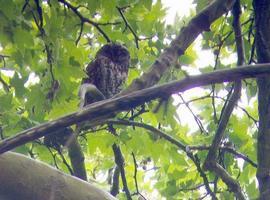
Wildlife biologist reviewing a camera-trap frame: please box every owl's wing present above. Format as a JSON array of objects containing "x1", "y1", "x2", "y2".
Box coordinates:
[
  {"x1": 78, "y1": 83, "x2": 105, "y2": 108},
  {"x1": 85, "y1": 58, "x2": 97, "y2": 78}
]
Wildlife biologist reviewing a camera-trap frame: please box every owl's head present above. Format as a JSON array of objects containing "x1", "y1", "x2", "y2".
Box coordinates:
[{"x1": 96, "y1": 43, "x2": 130, "y2": 65}]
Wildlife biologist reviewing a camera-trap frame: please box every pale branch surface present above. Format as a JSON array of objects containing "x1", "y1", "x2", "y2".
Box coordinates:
[
  {"x1": 0, "y1": 64, "x2": 270, "y2": 153},
  {"x1": 0, "y1": 152, "x2": 116, "y2": 200}
]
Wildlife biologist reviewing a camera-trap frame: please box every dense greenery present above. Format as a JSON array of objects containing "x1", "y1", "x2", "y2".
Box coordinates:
[{"x1": 0, "y1": 0, "x2": 263, "y2": 199}]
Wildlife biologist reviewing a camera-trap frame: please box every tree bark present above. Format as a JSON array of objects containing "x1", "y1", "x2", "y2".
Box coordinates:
[
  {"x1": 0, "y1": 152, "x2": 116, "y2": 200},
  {"x1": 254, "y1": 0, "x2": 270, "y2": 199}
]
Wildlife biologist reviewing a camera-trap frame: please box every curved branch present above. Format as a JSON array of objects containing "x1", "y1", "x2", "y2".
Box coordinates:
[{"x1": 0, "y1": 152, "x2": 116, "y2": 200}]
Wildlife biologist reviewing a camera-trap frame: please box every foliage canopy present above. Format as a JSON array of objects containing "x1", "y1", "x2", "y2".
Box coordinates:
[{"x1": 0, "y1": 0, "x2": 262, "y2": 199}]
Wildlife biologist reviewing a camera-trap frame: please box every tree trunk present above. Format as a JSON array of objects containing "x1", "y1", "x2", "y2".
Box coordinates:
[{"x1": 254, "y1": 0, "x2": 270, "y2": 199}]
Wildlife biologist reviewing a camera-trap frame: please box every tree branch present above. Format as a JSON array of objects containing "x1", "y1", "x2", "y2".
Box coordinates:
[
  {"x1": 120, "y1": 0, "x2": 236, "y2": 95},
  {"x1": 112, "y1": 144, "x2": 132, "y2": 200},
  {"x1": 108, "y1": 119, "x2": 216, "y2": 199},
  {"x1": 0, "y1": 64, "x2": 270, "y2": 153},
  {"x1": 58, "y1": 0, "x2": 111, "y2": 43},
  {"x1": 131, "y1": 152, "x2": 146, "y2": 199},
  {"x1": 203, "y1": 1, "x2": 246, "y2": 199},
  {"x1": 190, "y1": 145, "x2": 257, "y2": 168},
  {"x1": 110, "y1": 166, "x2": 120, "y2": 196},
  {"x1": 116, "y1": 6, "x2": 151, "y2": 48},
  {"x1": 0, "y1": 152, "x2": 116, "y2": 200}
]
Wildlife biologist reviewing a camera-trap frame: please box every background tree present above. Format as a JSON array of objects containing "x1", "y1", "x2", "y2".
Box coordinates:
[{"x1": 0, "y1": 0, "x2": 269, "y2": 199}]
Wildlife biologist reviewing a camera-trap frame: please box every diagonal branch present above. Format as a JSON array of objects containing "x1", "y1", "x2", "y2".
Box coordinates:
[
  {"x1": 203, "y1": 1, "x2": 246, "y2": 199},
  {"x1": 120, "y1": 0, "x2": 236, "y2": 95},
  {"x1": 116, "y1": 6, "x2": 151, "y2": 48},
  {"x1": 0, "y1": 64, "x2": 270, "y2": 153},
  {"x1": 178, "y1": 94, "x2": 207, "y2": 133}
]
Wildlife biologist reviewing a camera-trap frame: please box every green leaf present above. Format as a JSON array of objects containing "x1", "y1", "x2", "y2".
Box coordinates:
[
  {"x1": 0, "y1": 93, "x2": 13, "y2": 112},
  {"x1": 13, "y1": 28, "x2": 34, "y2": 50},
  {"x1": 195, "y1": 0, "x2": 209, "y2": 13},
  {"x1": 10, "y1": 72, "x2": 27, "y2": 98},
  {"x1": 179, "y1": 54, "x2": 194, "y2": 65},
  {"x1": 142, "y1": 0, "x2": 152, "y2": 10}
]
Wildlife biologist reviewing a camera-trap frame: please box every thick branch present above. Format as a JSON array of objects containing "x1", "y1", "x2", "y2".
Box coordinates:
[
  {"x1": 0, "y1": 64, "x2": 270, "y2": 153},
  {"x1": 204, "y1": 0, "x2": 244, "y2": 165},
  {"x1": 254, "y1": 0, "x2": 270, "y2": 198},
  {"x1": 120, "y1": 0, "x2": 236, "y2": 95},
  {"x1": 0, "y1": 152, "x2": 116, "y2": 200}
]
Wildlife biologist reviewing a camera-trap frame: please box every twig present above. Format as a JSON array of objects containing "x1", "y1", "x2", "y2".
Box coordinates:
[
  {"x1": 129, "y1": 106, "x2": 148, "y2": 120},
  {"x1": 47, "y1": 147, "x2": 60, "y2": 169},
  {"x1": 179, "y1": 182, "x2": 213, "y2": 192},
  {"x1": 131, "y1": 152, "x2": 147, "y2": 200},
  {"x1": 34, "y1": 0, "x2": 44, "y2": 28},
  {"x1": 57, "y1": 148, "x2": 74, "y2": 175},
  {"x1": 0, "y1": 127, "x2": 4, "y2": 140},
  {"x1": 190, "y1": 145, "x2": 257, "y2": 168},
  {"x1": 177, "y1": 94, "x2": 258, "y2": 127},
  {"x1": 116, "y1": 6, "x2": 152, "y2": 48},
  {"x1": 22, "y1": 2, "x2": 57, "y2": 98},
  {"x1": 190, "y1": 153, "x2": 217, "y2": 199},
  {"x1": 178, "y1": 94, "x2": 207, "y2": 133},
  {"x1": 75, "y1": 21, "x2": 84, "y2": 45},
  {"x1": 248, "y1": 35, "x2": 256, "y2": 64},
  {"x1": 58, "y1": 0, "x2": 111, "y2": 43},
  {"x1": 116, "y1": 6, "x2": 139, "y2": 48},
  {"x1": 98, "y1": 21, "x2": 122, "y2": 26},
  {"x1": 21, "y1": 0, "x2": 30, "y2": 13},
  {"x1": 44, "y1": 143, "x2": 74, "y2": 175}
]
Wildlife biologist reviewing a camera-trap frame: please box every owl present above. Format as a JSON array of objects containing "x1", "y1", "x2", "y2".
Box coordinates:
[
  {"x1": 45, "y1": 44, "x2": 130, "y2": 149},
  {"x1": 82, "y1": 43, "x2": 130, "y2": 102}
]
